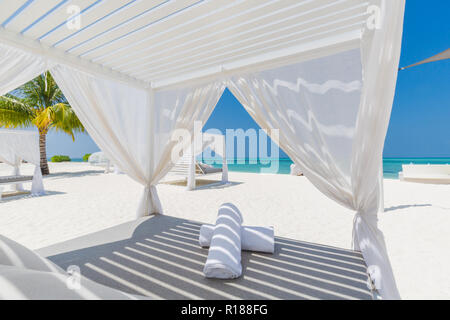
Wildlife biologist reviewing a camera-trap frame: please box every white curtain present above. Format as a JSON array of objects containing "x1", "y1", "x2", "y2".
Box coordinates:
[
  {"x1": 228, "y1": 48, "x2": 364, "y2": 210},
  {"x1": 0, "y1": 43, "x2": 48, "y2": 96},
  {"x1": 51, "y1": 65, "x2": 224, "y2": 217},
  {"x1": 350, "y1": 0, "x2": 405, "y2": 299},
  {"x1": 227, "y1": 0, "x2": 405, "y2": 299},
  {"x1": 0, "y1": 130, "x2": 45, "y2": 195},
  {"x1": 0, "y1": 44, "x2": 48, "y2": 195}
]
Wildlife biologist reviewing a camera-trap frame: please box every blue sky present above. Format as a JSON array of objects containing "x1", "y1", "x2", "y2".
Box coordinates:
[
  {"x1": 46, "y1": 0, "x2": 449, "y2": 159},
  {"x1": 383, "y1": 0, "x2": 449, "y2": 157}
]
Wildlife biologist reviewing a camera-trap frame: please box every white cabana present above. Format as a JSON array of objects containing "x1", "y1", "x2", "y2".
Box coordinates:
[
  {"x1": 0, "y1": 130, "x2": 45, "y2": 195},
  {"x1": 88, "y1": 151, "x2": 115, "y2": 173},
  {"x1": 166, "y1": 132, "x2": 228, "y2": 190},
  {"x1": 0, "y1": 0, "x2": 405, "y2": 299},
  {"x1": 189, "y1": 132, "x2": 228, "y2": 189}
]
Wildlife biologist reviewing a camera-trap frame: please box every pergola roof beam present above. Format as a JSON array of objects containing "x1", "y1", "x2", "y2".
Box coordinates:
[
  {"x1": 137, "y1": 18, "x2": 364, "y2": 81},
  {"x1": 152, "y1": 30, "x2": 360, "y2": 90},
  {"x1": 74, "y1": 0, "x2": 208, "y2": 57},
  {"x1": 51, "y1": 0, "x2": 141, "y2": 47},
  {"x1": 39, "y1": 0, "x2": 104, "y2": 41},
  {"x1": 91, "y1": 0, "x2": 274, "y2": 66},
  {"x1": 1, "y1": 0, "x2": 35, "y2": 28},
  {"x1": 0, "y1": 27, "x2": 148, "y2": 89},
  {"x1": 57, "y1": 1, "x2": 172, "y2": 52},
  {"x1": 19, "y1": 0, "x2": 75, "y2": 37},
  {"x1": 100, "y1": 0, "x2": 365, "y2": 70},
  {"x1": 0, "y1": 0, "x2": 371, "y2": 87},
  {"x1": 19, "y1": 0, "x2": 71, "y2": 35},
  {"x1": 116, "y1": 2, "x2": 367, "y2": 76}
]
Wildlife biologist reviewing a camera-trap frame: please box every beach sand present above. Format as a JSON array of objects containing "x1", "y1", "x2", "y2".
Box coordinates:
[{"x1": 0, "y1": 162, "x2": 449, "y2": 299}]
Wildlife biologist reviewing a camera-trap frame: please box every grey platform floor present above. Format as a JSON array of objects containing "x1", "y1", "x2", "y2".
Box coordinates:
[{"x1": 37, "y1": 215, "x2": 373, "y2": 300}]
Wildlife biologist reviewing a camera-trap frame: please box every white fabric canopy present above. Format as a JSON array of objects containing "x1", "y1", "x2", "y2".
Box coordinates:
[
  {"x1": 0, "y1": 0, "x2": 405, "y2": 299},
  {"x1": 0, "y1": 43, "x2": 49, "y2": 96},
  {"x1": 228, "y1": 49, "x2": 363, "y2": 208},
  {"x1": 51, "y1": 64, "x2": 224, "y2": 216},
  {"x1": 0, "y1": 40, "x2": 47, "y2": 195},
  {"x1": 227, "y1": 1, "x2": 404, "y2": 299},
  {"x1": 0, "y1": 130, "x2": 45, "y2": 195}
]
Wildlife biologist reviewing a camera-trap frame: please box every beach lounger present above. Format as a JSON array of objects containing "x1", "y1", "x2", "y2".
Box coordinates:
[
  {"x1": 0, "y1": 175, "x2": 33, "y2": 200},
  {"x1": 196, "y1": 162, "x2": 223, "y2": 175},
  {"x1": 399, "y1": 164, "x2": 450, "y2": 184},
  {"x1": 170, "y1": 159, "x2": 222, "y2": 177}
]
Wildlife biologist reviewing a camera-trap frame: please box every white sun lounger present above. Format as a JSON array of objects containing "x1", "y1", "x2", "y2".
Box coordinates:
[
  {"x1": 0, "y1": 175, "x2": 33, "y2": 200},
  {"x1": 399, "y1": 164, "x2": 450, "y2": 184}
]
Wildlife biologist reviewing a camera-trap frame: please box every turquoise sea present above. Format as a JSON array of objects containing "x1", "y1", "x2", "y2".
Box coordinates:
[
  {"x1": 63, "y1": 157, "x2": 450, "y2": 179},
  {"x1": 382, "y1": 158, "x2": 450, "y2": 179},
  {"x1": 206, "y1": 158, "x2": 450, "y2": 179}
]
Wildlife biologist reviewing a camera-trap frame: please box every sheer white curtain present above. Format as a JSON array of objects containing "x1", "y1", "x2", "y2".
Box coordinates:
[
  {"x1": 0, "y1": 44, "x2": 48, "y2": 195},
  {"x1": 350, "y1": 0, "x2": 405, "y2": 300},
  {"x1": 145, "y1": 82, "x2": 226, "y2": 196},
  {"x1": 0, "y1": 43, "x2": 48, "y2": 96},
  {"x1": 51, "y1": 64, "x2": 224, "y2": 217},
  {"x1": 137, "y1": 82, "x2": 225, "y2": 215},
  {"x1": 227, "y1": 0, "x2": 404, "y2": 300},
  {"x1": 0, "y1": 130, "x2": 45, "y2": 195},
  {"x1": 228, "y1": 48, "x2": 363, "y2": 210}
]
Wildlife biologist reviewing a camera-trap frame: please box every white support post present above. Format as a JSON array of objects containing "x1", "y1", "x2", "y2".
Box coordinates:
[
  {"x1": 105, "y1": 160, "x2": 111, "y2": 173},
  {"x1": 11, "y1": 164, "x2": 24, "y2": 191},
  {"x1": 113, "y1": 164, "x2": 122, "y2": 174},
  {"x1": 221, "y1": 136, "x2": 228, "y2": 183},
  {"x1": 187, "y1": 144, "x2": 196, "y2": 191}
]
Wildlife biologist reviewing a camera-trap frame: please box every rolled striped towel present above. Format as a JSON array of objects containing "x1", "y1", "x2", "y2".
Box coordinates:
[
  {"x1": 199, "y1": 225, "x2": 274, "y2": 254},
  {"x1": 203, "y1": 203, "x2": 243, "y2": 279}
]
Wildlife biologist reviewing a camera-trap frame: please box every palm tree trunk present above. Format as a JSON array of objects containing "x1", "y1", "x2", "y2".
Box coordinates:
[{"x1": 39, "y1": 131, "x2": 50, "y2": 175}]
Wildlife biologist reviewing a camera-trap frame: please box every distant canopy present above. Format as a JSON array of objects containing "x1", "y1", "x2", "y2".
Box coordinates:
[{"x1": 399, "y1": 48, "x2": 450, "y2": 70}]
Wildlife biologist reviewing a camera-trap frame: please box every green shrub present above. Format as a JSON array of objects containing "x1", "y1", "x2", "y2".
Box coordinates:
[
  {"x1": 83, "y1": 153, "x2": 92, "y2": 162},
  {"x1": 51, "y1": 155, "x2": 71, "y2": 162}
]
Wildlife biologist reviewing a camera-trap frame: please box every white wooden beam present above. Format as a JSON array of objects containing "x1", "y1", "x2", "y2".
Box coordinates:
[
  {"x1": 0, "y1": 27, "x2": 149, "y2": 90},
  {"x1": 152, "y1": 30, "x2": 361, "y2": 90},
  {"x1": 113, "y1": 0, "x2": 367, "y2": 74}
]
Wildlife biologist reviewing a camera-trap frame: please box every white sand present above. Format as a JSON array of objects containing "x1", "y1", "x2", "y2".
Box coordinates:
[{"x1": 0, "y1": 162, "x2": 449, "y2": 299}]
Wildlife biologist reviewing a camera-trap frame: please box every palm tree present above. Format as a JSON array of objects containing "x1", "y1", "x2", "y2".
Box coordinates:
[{"x1": 0, "y1": 72, "x2": 84, "y2": 175}]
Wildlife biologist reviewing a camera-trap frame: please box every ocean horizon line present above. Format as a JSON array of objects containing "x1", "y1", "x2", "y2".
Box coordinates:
[
  {"x1": 49, "y1": 156, "x2": 450, "y2": 180},
  {"x1": 54, "y1": 156, "x2": 450, "y2": 161}
]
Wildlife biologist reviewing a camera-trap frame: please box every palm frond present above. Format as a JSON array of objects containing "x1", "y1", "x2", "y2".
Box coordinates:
[
  {"x1": 4, "y1": 72, "x2": 84, "y2": 141},
  {"x1": 15, "y1": 72, "x2": 62, "y2": 109},
  {"x1": 32, "y1": 106, "x2": 53, "y2": 132},
  {"x1": 45, "y1": 103, "x2": 85, "y2": 141},
  {"x1": 0, "y1": 95, "x2": 35, "y2": 128}
]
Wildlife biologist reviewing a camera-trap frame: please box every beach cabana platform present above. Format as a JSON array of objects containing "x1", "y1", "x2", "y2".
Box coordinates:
[
  {"x1": 37, "y1": 215, "x2": 373, "y2": 300},
  {"x1": 0, "y1": 130, "x2": 45, "y2": 199},
  {"x1": 0, "y1": 0, "x2": 406, "y2": 299}
]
